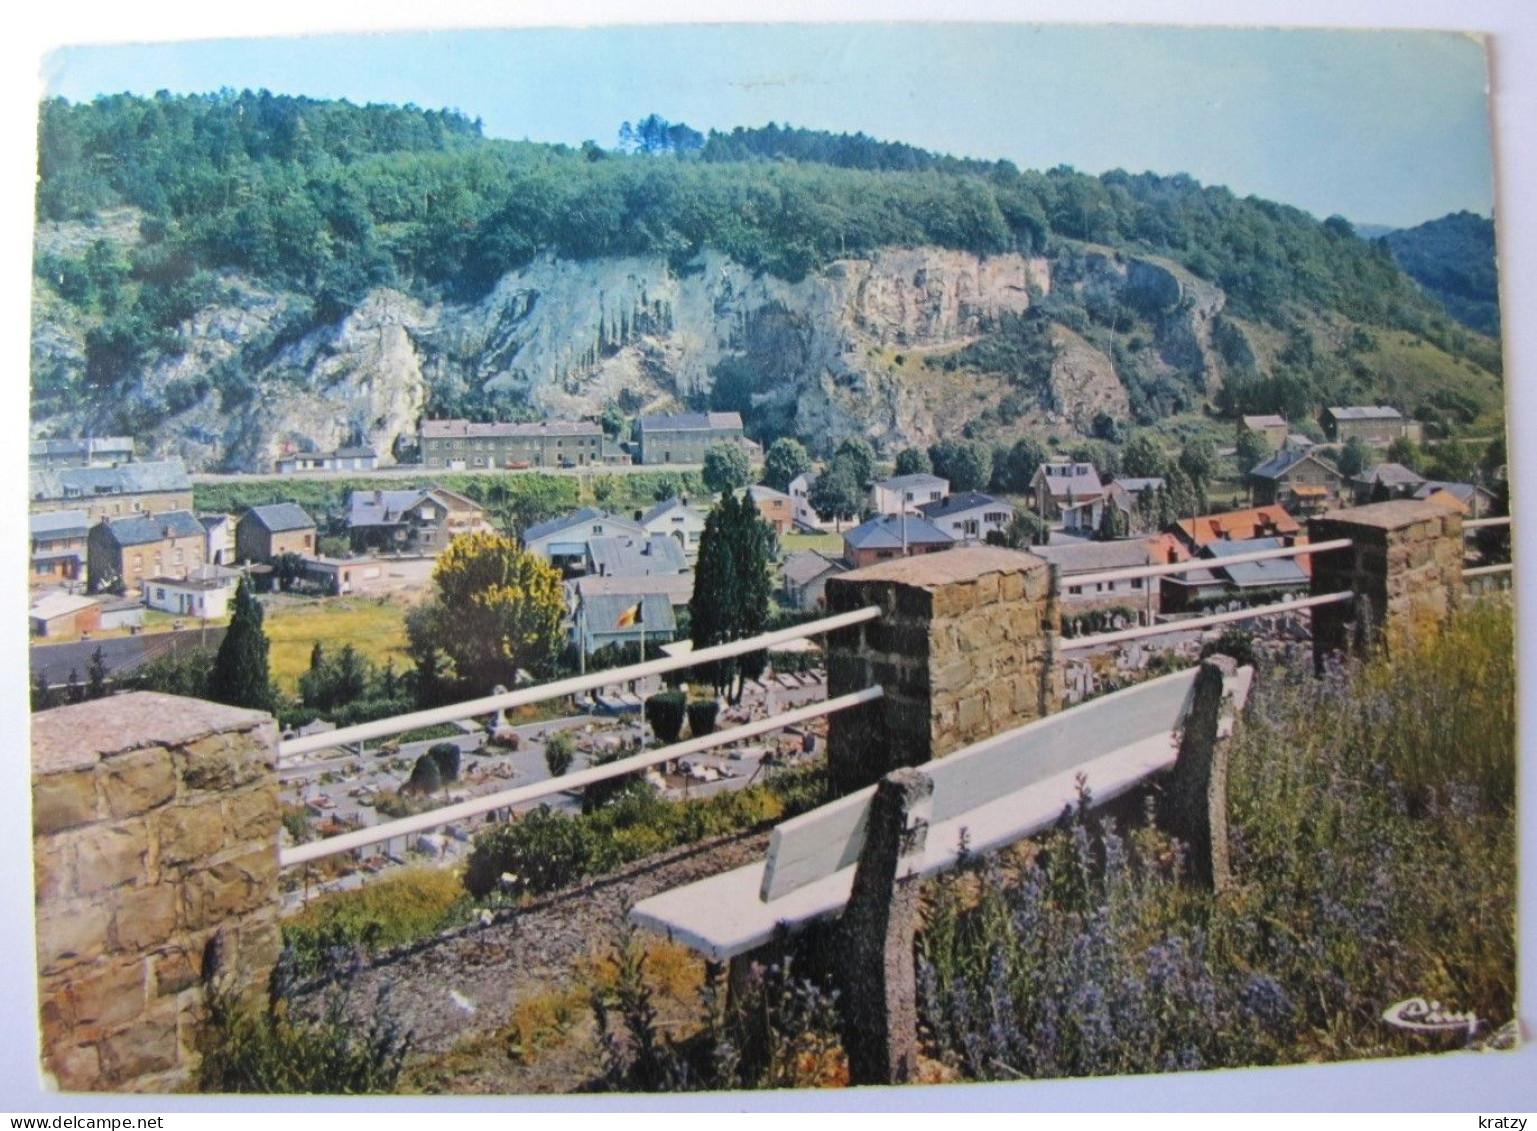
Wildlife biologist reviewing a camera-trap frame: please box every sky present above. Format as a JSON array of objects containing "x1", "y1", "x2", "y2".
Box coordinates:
[{"x1": 41, "y1": 22, "x2": 1496, "y2": 230}]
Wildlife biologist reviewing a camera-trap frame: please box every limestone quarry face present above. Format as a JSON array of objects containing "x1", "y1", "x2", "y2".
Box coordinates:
[{"x1": 31, "y1": 236, "x2": 1222, "y2": 470}]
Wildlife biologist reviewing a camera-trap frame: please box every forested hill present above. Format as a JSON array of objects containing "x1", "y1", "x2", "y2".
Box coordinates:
[
  {"x1": 31, "y1": 94, "x2": 1504, "y2": 470},
  {"x1": 1381, "y1": 211, "x2": 1501, "y2": 338}
]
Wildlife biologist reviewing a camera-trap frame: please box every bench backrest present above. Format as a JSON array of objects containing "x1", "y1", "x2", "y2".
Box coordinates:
[{"x1": 759, "y1": 665, "x2": 1204, "y2": 902}]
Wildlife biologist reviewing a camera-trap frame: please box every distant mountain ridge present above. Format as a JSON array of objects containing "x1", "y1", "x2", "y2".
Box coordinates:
[{"x1": 1378, "y1": 211, "x2": 1501, "y2": 338}]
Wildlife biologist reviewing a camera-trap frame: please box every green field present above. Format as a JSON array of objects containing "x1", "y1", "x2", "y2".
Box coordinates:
[
  {"x1": 780, "y1": 530, "x2": 846, "y2": 556},
  {"x1": 264, "y1": 597, "x2": 412, "y2": 693}
]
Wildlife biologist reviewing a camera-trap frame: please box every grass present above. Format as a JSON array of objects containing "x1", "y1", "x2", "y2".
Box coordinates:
[
  {"x1": 264, "y1": 597, "x2": 412, "y2": 693},
  {"x1": 780, "y1": 531, "x2": 845, "y2": 556},
  {"x1": 282, "y1": 866, "x2": 471, "y2": 976}
]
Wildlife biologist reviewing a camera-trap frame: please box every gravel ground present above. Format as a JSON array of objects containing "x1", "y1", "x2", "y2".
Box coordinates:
[{"x1": 294, "y1": 828, "x2": 770, "y2": 1061}]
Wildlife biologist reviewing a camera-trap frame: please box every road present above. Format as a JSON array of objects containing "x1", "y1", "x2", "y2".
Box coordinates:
[{"x1": 192, "y1": 462, "x2": 705, "y2": 485}]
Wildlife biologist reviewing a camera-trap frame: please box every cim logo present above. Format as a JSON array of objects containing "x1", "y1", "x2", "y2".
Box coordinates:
[{"x1": 1381, "y1": 997, "x2": 1479, "y2": 1037}]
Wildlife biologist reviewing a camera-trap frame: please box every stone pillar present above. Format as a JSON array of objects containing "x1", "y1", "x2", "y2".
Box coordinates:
[
  {"x1": 1158, "y1": 657, "x2": 1235, "y2": 892},
  {"x1": 1309, "y1": 500, "x2": 1464, "y2": 667},
  {"x1": 839, "y1": 768, "x2": 933, "y2": 1087},
  {"x1": 823, "y1": 546, "x2": 1059, "y2": 796},
  {"x1": 32, "y1": 692, "x2": 283, "y2": 1092}
]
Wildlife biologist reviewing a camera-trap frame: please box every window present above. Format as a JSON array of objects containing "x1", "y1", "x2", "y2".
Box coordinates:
[
  {"x1": 1132, "y1": 578, "x2": 1144, "y2": 590},
  {"x1": 1068, "y1": 585, "x2": 1082, "y2": 596}
]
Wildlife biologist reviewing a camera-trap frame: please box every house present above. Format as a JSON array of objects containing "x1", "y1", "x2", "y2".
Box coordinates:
[
  {"x1": 842, "y1": 514, "x2": 953, "y2": 568},
  {"x1": 1411, "y1": 481, "x2": 1497, "y2": 517},
  {"x1": 29, "y1": 593, "x2": 102, "y2": 638},
  {"x1": 30, "y1": 459, "x2": 194, "y2": 521},
  {"x1": 637, "y1": 497, "x2": 708, "y2": 558},
  {"x1": 1030, "y1": 540, "x2": 1160, "y2": 624},
  {"x1": 917, "y1": 491, "x2": 1015, "y2": 543},
  {"x1": 1160, "y1": 537, "x2": 1311, "y2": 614},
  {"x1": 346, "y1": 487, "x2": 493, "y2": 554},
  {"x1": 743, "y1": 484, "x2": 796, "y2": 534},
  {"x1": 522, "y1": 508, "x2": 646, "y2": 573},
  {"x1": 1323, "y1": 406, "x2": 1408, "y2": 445},
  {"x1": 1352, "y1": 462, "x2": 1427, "y2": 504},
  {"x1": 97, "y1": 596, "x2": 146, "y2": 633},
  {"x1": 143, "y1": 565, "x2": 242, "y2": 620},
  {"x1": 574, "y1": 592, "x2": 677, "y2": 654},
  {"x1": 568, "y1": 572, "x2": 695, "y2": 614},
  {"x1": 1090, "y1": 478, "x2": 1165, "y2": 533},
  {"x1": 782, "y1": 550, "x2": 848, "y2": 611},
  {"x1": 30, "y1": 510, "x2": 90, "y2": 585},
  {"x1": 787, "y1": 471, "x2": 825, "y2": 530},
  {"x1": 295, "y1": 557, "x2": 389, "y2": 597},
  {"x1": 419, "y1": 419, "x2": 606, "y2": 469},
  {"x1": 636, "y1": 412, "x2": 747, "y2": 465},
  {"x1": 1239, "y1": 415, "x2": 1289, "y2": 452},
  {"x1": 235, "y1": 503, "x2": 318, "y2": 564},
  {"x1": 1247, "y1": 449, "x2": 1344, "y2": 512},
  {"x1": 199, "y1": 514, "x2": 236, "y2": 566},
  {"x1": 29, "y1": 436, "x2": 134, "y2": 469},
  {"x1": 275, "y1": 446, "x2": 379, "y2": 474},
  {"x1": 586, "y1": 534, "x2": 690, "y2": 579},
  {"x1": 87, "y1": 511, "x2": 208, "y2": 594},
  {"x1": 869, "y1": 474, "x2": 949, "y2": 517},
  {"x1": 1168, "y1": 505, "x2": 1302, "y2": 556},
  {"x1": 1030, "y1": 462, "x2": 1106, "y2": 526}
]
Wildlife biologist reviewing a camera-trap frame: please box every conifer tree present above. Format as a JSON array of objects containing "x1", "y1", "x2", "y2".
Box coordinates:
[
  {"x1": 86, "y1": 646, "x2": 109, "y2": 701},
  {"x1": 690, "y1": 493, "x2": 773, "y2": 701},
  {"x1": 209, "y1": 576, "x2": 276, "y2": 712}
]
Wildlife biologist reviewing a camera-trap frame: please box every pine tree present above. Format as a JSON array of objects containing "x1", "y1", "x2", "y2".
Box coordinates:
[
  {"x1": 86, "y1": 646, "x2": 109, "y2": 701},
  {"x1": 32, "y1": 671, "x2": 55, "y2": 712},
  {"x1": 690, "y1": 493, "x2": 773, "y2": 701},
  {"x1": 209, "y1": 576, "x2": 276, "y2": 712}
]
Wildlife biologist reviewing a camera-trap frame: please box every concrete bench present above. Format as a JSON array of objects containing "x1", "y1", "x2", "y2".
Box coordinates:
[{"x1": 631, "y1": 662, "x2": 1253, "y2": 961}]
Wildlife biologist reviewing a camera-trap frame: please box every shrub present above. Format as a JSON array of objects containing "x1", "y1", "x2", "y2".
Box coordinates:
[
  {"x1": 196, "y1": 985, "x2": 411, "y2": 1094},
  {"x1": 403, "y1": 753, "x2": 443, "y2": 796},
  {"x1": 686, "y1": 698, "x2": 720, "y2": 738},
  {"x1": 544, "y1": 730, "x2": 575, "y2": 777},
  {"x1": 282, "y1": 867, "x2": 468, "y2": 976},
  {"x1": 426, "y1": 742, "x2": 461, "y2": 783},
  {"x1": 645, "y1": 690, "x2": 688, "y2": 744}
]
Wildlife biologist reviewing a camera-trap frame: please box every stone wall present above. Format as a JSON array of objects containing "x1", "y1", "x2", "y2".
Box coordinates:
[
  {"x1": 32, "y1": 693, "x2": 282, "y2": 1092},
  {"x1": 1309, "y1": 499, "x2": 1465, "y2": 664},
  {"x1": 823, "y1": 545, "x2": 1059, "y2": 795}
]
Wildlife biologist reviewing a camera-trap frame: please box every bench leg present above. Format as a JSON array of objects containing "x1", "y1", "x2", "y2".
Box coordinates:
[
  {"x1": 1159, "y1": 656, "x2": 1237, "y2": 892},
  {"x1": 839, "y1": 767, "x2": 933, "y2": 1086}
]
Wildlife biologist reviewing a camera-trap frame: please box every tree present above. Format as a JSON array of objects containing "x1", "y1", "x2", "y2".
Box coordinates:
[
  {"x1": 404, "y1": 753, "x2": 443, "y2": 796},
  {"x1": 1163, "y1": 465, "x2": 1200, "y2": 523},
  {"x1": 1235, "y1": 429, "x2": 1272, "y2": 475},
  {"x1": 998, "y1": 436, "x2": 1048, "y2": 493},
  {"x1": 1387, "y1": 435, "x2": 1423, "y2": 473},
  {"x1": 929, "y1": 438, "x2": 993, "y2": 492},
  {"x1": 1121, "y1": 432, "x2": 1168, "y2": 479},
  {"x1": 702, "y1": 443, "x2": 752, "y2": 494},
  {"x1": 405, "y1": 531, "x2": 566, "y2": 693},
  {"x1": 644, "y1": 690, "x2": 688, "y2": 744},
  {"x1": 1096, "y1": 502, "x2": 1130, "y2": 541},
  {"x1": 209, "y1": 577, "x2": 276, "y2": 712},
  {"x1": 600, "y1": 404, "x2": 626, "y2": 439},
  {"x1": 544, "y1": 730, "x2": 576, "y2": 778},
  {"x1": 427, "y1": 742, "x2": 461, "y2": 783},
  {"x1": 86, "y1": 646, "x2": 109, "y2": 701},
  {"x1": 1178, "y1": 438, "x2": 1218, "y2": 491},
  {"x1": 985, "y1": 511, "x2": 1048, "y2": 549},
  {"x1": 1338, "y1": 436, "x2": 1371, "y2": 478},
  {"x1": 834, "y1": 436, "x2": 877, "y2": 489},
  {"x1": 894, "y1": 447, "x2": 932, "y2": 476},
  {"x1": 762, "y1": 437, "x2": 812, "y2": 492},
  {"x1": 32, "y1": 671, "x2": 55, "y2": 712},
  {"x1": 809, "y1": 455, "x2": 864, "y2": 528},
  {"x1": 690, "y1": 493, "x2": 774, "y2": 701}
]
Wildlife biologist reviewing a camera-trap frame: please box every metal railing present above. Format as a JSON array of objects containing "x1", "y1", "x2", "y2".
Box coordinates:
[
  {"x1": 1058, "y1": 591, "x2": 1354, "y2": 651},
  {"x1": 1065, "y1": 538, "x2": 1353, "y2": 590}
]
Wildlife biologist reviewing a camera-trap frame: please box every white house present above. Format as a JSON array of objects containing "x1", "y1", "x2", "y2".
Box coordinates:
[
  {"x1": 637, "y1": 497, "x2": 708, "y2": 558},
  {"x1": 523, "y1": 508, "x2": 646, "y2": 572},
  {"x1": 788, "y1": 471, "x2": 827, "y2": 531},
  {"x1": 275, "y1": 447, "x2": 380, "y2": 474},
  {"x1": 199, "y1": 513, "x2": 236, "y2": 566},
  {"x1": 869, "y1": 473, "x2": 950, "y2": 516},
  {"x1": 143, "y1": 564, "x2": 242, "y2": 620},
  {"x1": 916, "y1": 491, "x2": 1015, "y2": 543},
  {"x1": 1031, "y1": 462, "x2": 1106, "y2": 526}
]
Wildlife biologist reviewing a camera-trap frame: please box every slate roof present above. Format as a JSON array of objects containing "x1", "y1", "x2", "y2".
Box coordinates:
[
  {"x1": 1357, "y1": 462, "x2": 1426, "y2": 488},
  {"x1": 1029, "y1": 540, "x2": 1156, "y2": 575},
  {"x1": 579, "y1": 593, "x2": 677, "y2": 636},
  {"x1": 637, "y1": 412, "x2": 744, "y2": 432},
  {"x1": 1241, "y1": 414, "x2": 1288, "y2": 430},
  {"x1": 639, "y1": 497, "x2": 704, "y2": 526},
  {"x1": 30, "y1": 510, "x2": 90, "y2": 539},
  {"x1": 420, "y1": 418, "x2": 601, "y2": 439},
  {"x1": 843, "y1": 513, "x2": 953, "y2": 551},
  {"x1": 783, "y1": 550, "x2": 847, "y2": 588},
  {"x1": 917, "y1": 491, "x2": 1011, "y2": 521},
  {"x1": 332, "y1": 446, "x2": 378, "y2": 459},
  {"x1": 1203, "y1": 537, "x2": 1309, "y2": 589},
  {"x1": 875, "y1": 473, "x2": 948, "y2": 493},
  {"x1": 100, "y1": 510, "x2": 206, "y2": 547},
  {"x1": 568, "y1": 573, "x2": 695, "y2": 607},
  {"x1": 1412, "y1": 481, "x2": 1483, "y2": 505},
  {"x1": 32, "y1": 459, "x2": 192, "y2": 501},
  {"x1": 586, "y1": 534, "x2": 689, "y2": 577},
  {"x1": 522, "y1": 507, "x2": 643, "y2": 544},
  {"x1": 1034, "y1": 462, "x2": 1105, "y2": 499},
  {"x1": 1327, "y1": 405, "x2": 1403, "y2": 421},
  {"x1": 347, "y1": 490, "x2": 425, "y2": 528},
  {"x1": 244, "y1": 502, "x2": 316, "y2": 533},
  {"x1": 1249, "y1": 448, "x2": 1338, "y2": 481}
]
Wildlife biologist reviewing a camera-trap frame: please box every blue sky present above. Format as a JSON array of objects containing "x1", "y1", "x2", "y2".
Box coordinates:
[{"x1": 43, "y1": 22, "x2": 1494, "y2": 229}]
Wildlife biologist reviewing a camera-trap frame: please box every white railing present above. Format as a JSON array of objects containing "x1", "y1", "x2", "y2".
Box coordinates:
[
  {"x1": 279, "y1": 604, "x2": 882, "y2": 760},
  {"x1": 1464, "y1": 563, "x2": 1515, "y2": 579},
  {"x1": 1464, "y1": 516, "x2": 1511, "y2": 530},
  {"x1": 280, "y1": 686, "x2": 883, "y2": 868}
]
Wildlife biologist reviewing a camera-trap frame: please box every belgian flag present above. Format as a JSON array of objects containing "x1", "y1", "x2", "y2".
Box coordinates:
[{"x1": 616, "y1": 600, "x2": 643, "y2": 628}]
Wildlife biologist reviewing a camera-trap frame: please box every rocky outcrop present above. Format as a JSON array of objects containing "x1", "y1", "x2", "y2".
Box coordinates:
[{"x1": 32, "y1": 233, "x2": 1228, "y2": 470}]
